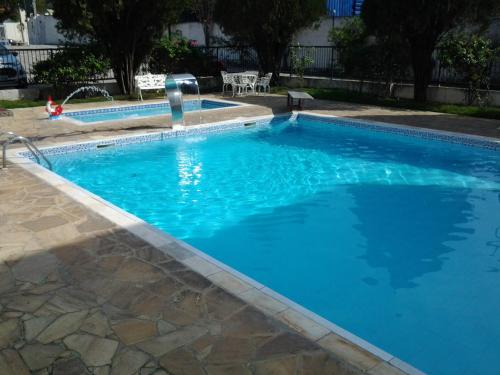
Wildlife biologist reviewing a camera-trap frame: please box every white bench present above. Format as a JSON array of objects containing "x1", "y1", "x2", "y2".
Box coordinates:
[{"x1": 135, "y1": 74, "x2": 166, "y2": 101}]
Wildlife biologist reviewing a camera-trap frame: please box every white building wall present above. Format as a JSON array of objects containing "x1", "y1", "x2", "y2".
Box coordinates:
[
  {"x1": 171, "y1": 22, "x2": 205, "y2": 43},
  {"x1": 1, "y1": 10, "x2": 29, "y2": 44},
  {"x1": 19, "y1": 15, "x2": 343, "y2": 47},
  {"x1": 170, "y1": 22, "x2": 227, "y2": 46},
  {"x1": 173, "y1": 20, "x2": 338, "y2": 47},
  {"x1": 11, "y1": 13, "x2": 500, "y2": 47},
  {"x1": 293, "y1": 18, "x2": 333, "y2": 46},
  {"x1": 28, "y1": 15, "x2": 67, "y2": 45}
]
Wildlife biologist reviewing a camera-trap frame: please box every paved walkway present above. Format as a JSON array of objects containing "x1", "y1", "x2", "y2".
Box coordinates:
[{"x1": 0, "y1": 94, "x2": 498, "y2": 374}]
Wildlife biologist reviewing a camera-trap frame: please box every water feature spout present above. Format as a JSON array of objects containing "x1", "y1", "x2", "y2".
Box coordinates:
[{"x1": 165, "y1": 73, "x2": 201, "y2": 130}]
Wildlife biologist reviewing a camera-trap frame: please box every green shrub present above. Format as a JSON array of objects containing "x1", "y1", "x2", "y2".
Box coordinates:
[
  {"x1": 148, "y1": 35, "x2": 220, "y2": 76},
  {"x1": 290, "y1": 44, "x2": 314, "y2": 85},
  {"x1": 329, "y1": 18, "x2": 410, "y2": 97},
  {"x1": 33, "y1": 47, "x2": 110, "y2": 88},
  {"x1": 438, "y1": 33, "x2": 499, "y2": 106}
]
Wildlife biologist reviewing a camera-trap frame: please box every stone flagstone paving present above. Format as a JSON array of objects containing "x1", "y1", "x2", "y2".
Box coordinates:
[{"x1": 0, "y1": 166, "x2": 370, "y2": 375}]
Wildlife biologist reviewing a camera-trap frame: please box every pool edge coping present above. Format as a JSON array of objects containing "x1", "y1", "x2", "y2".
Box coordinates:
[
  {"x1": 9, "y1": 111, "x2": 488, "y2": 375},
  {"x1": 299, "y1": 111, "x2": 500, "y2": 149}
]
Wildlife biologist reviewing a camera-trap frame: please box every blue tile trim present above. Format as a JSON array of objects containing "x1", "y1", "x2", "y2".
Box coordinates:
[
  {"x1": 19, "y1": 114, "x2": 292, "y2": 160},
  {"x1": 297, "y1": 113, "x2": 500, "y2": 151},
  {"x1": 19, "y1": 112, "x2": 498, "y2": 161}
]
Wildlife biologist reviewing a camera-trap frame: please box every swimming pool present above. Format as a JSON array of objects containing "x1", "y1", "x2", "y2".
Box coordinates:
[
  {"x1": 60, "y1": 99, "x2": 239, "y2": 124},
  {"x1": 35, "y1": 114, "x2": 500, "y2": 375}
]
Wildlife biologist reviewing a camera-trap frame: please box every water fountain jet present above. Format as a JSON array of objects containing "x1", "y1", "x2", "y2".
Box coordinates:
[{"x1": 61, "y1": 86, "x2": 114, "y2": 107}]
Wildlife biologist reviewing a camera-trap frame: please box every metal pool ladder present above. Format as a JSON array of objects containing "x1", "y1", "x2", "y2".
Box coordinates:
[{"x1": 1, "y1": 131, "x2": 52, "y2": 170}]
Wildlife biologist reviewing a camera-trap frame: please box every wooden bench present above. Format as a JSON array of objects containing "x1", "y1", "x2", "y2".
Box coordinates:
[
  {"x1": 135, "y1": 74, "x2": 166, "y2": 101},
  {"x1": 287, "y1": 90, "x2": 314, "y2": 110}
]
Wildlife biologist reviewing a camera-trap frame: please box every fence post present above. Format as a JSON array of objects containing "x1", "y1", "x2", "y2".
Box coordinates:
[{"x1": 330, "y1": 46, "x2": 335, "y2": 79}]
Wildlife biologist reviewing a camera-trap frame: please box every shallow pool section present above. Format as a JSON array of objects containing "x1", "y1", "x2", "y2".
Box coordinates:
[
  {"x1": 61, "y1": 99, "x2": 239, "y2": 124},
  {"x1": 47, "y1": 115, "x2": 500, "y2": 375}
]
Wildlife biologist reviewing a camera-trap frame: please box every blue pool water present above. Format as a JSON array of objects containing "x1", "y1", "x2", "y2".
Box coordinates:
[
  {"x1": 62, "y1": 99, "x2": 238, "y2": 123},
  {"x1": 48, "y1": 116, "x2": 500, "y2": 375}
]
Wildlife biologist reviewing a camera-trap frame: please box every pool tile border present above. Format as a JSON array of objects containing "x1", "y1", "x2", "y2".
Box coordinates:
[
  {"x1": 20, "y1": 113, "x2": 291, "y2": 160},
  {"x1": 58, "y1": 97, "x2": 249, "y2": 126},
  {"x1": 298, "y1": 112, "x2": 500, "y2": 151},
  {"x1": 8, "y1": 110, "x2": 494, "y2": 375}
]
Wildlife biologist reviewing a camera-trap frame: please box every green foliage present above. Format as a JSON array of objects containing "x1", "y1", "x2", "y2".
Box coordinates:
[
  {"x1": 439, "y1": 33, "x2": 499, "y2": 105},
  {"x1": 154, "y1": 35, "x2": 192, "y2": 61},
  {"x1": 51, "y1": 0, "x2": 188, "y2": 94},
  {"x1": 215, "y1": 0, "x2": 326, "y2": 83},
  {"x1": 32, "y1": 47, "x2": 110, "y2": 87},
  {"x1": 329, "y1": 18, "x2": 369, "y2": 77},
  {"x1": 329, "y1": 18, "x2": 366, "y2": 49},
  {"x1": 148, "y1": 35, "x2": 219, "y2": 75},
  {"x1": 329, "y1": 18, "x2": 410, "y2": 96},
  {"x1": 0, "y1": 0, "x2": 20, "y2": 22},
  {"x1": 0, "y1": 0, "x2": 52, "y2": 22},
  {"x1": 362, "y1": 0, "x2": 500, "y2": 102},
  {"x1": 289, "y1": 44, "x2": 314, "y2": 84}
]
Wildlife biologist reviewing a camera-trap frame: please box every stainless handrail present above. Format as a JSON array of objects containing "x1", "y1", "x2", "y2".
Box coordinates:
[{"x1": 1, "y1": 132, "x2": 52, "y2": 170}]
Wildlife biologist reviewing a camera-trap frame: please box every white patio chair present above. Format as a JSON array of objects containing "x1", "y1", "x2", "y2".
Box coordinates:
[
  {"x1": 245, "y1": 74, "x2": 257, "y2": 95},
  {"x1": 232, "y1": 74, "x2": 251, "y2": 96},
  {"x1": 256, "y1": 73, "x2": 272, "y2": 94},
  {"x1": 221, "y1": 71, "x2": 234, "y2": 95}
]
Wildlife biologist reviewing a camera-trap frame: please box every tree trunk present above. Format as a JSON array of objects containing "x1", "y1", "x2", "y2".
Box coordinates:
[
  {"x1": 202, "y1": 23, "x2": 211, "y2": 48},
  {"x1": 255, "y1": 43, "x2": 286, "y2": 86},
  {"x1": 410, "y1": 44, "x2": 434, "y2": 103},
  {"x1": 114, "y1": 67, "x2": 127, "y2": 95},
  {"x1": 111, "y1": 52, "x2": 139, "y2": 96}
]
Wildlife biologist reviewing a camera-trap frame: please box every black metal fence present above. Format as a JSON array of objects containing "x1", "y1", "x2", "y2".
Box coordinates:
[
  {"x1": 8, "y1": 45, "x2": 500, "y2": 88},
  {"x1": 9, "y1": 47, "x2": 115, "y2": 84},
  {"x1": 10, "y1": 47, "x2": 60, "y2": 83}
]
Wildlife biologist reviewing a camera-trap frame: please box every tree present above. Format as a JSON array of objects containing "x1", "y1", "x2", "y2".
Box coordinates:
[
  {"x1": 0, "y1": 0, "x2": 52, "y2": 22},
  {"x1": 51, "y1": 0, "x2": 187, "y2": 94},
  {"x1": 329, "y1": 17, "x2": 411, "y2": 97},
  {"x1": 190, "y1": 0, "x2": 216, "y2": 47},
  {"x1": 215, "y1": 0, "x2": 325, "y2": 83},
  {"x1": 362, "y1": 0, "x2": 500, "y2": 102},
  {"x1": 25, "y1": 0, "x2": 52, "y2": 16},
  {"x1": 439, "y1": 33, "x2": 499, "y2": 106},
  {"x1": 0, "y1": 0, "x2": 19, "y2": 22}
]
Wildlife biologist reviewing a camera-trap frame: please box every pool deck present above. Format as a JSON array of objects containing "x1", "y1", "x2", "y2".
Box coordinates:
[{"x1": 0, "y1": 94, "x2": 499, "y2": 375}]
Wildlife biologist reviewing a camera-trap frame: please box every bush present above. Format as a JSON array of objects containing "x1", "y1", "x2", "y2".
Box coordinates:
[
  {"x1": 329, "y1": 18, "x2": 410, "y2": 97},
  {"x1": 148, "y1": 35, "x2": 221, "y2": 76},
  {"x1": 33, "y1": 46, "x2": 110, "y2": 89},
  {"x1": 289, "y1": 44, "x2": 314, "y2": 85},
  {"x1": 438, "y1": 33, "x2": 499, "y2": 106}
]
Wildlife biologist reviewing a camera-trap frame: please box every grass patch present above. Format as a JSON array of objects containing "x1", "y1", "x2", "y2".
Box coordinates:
[{"x1": 272, "y1": 87, "x2": 500, "y2": 121}]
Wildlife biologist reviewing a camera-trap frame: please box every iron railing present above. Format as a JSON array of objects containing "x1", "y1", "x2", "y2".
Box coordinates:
[
  {"x1": 6, "y1": 45, "x2": 500, "y2": 88},
  {"x1": 9, "y1": 47, "x2": 115, "y2": 83}
]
